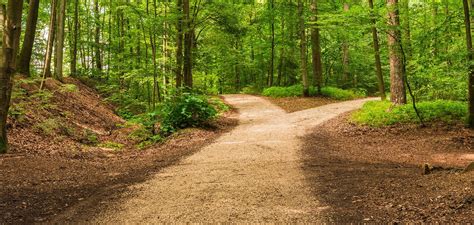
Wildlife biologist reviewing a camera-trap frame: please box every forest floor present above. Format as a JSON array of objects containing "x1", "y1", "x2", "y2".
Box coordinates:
[
  {"x1": 0, "y1": 78, "x2": 238, "y2": 223},
  {"x1": 1, "y1": 89, "x2": 473, "y2": 223},
  {"x1": 302, "y1": 115, "x2": 474, "y2": 223},
  {"x1": 51, "y1": 95, "x2": 374, "y2": 223}
]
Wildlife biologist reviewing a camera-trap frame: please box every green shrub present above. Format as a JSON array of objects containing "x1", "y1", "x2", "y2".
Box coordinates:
[
  {"x1": 351, "y1": 100, "x2": 468, "y2": 127},
  {"x1": 320, "y1": 87, "x2": 365, "y2": 100},
  {"x1": 136, "y1": 135, "x2": 163, "y2": 149},
  {"x1": 262, "y1": 85, "x2": 303, "y2": 97},
  {"x1": 160, "y1": 93, "x2": 217, "y2": 134},
  {"x1": 262, "y1": 85, "x2": 365, "y2": 100},
  {"x1": 241, "y1": 85, "x2": 262, "y2": 95}
]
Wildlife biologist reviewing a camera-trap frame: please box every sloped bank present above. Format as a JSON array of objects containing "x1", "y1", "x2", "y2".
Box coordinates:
[{"x1": 0, "y1": 77, "x2": 238, "y2": 223}]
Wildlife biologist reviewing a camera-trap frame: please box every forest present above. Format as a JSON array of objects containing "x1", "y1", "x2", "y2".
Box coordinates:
[{"x1": 0, "y1": 0, "x2": 473, "y2": 223}]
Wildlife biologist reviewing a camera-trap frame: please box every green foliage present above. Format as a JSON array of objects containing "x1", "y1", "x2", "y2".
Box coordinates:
[
  {"x1": 262, "y1": 85, "x2": 304, "y2": 97},
  {"x1": 136, "y1": 135, "x2": 163, "y2": 150},
  {"x1": 98, "y1": 141, "x2": 124, "y2": 150},
  {"x1": 34, "y1": 119, "x2": 60, "y2": 136},
  {"x1": 82, "y1": 129, "x2": 99, "y2": 145},
  {"x1": 352, "y1": 100, "x2": 468, "y2": 127},
  {"x1": 58, "y1": 84, "x2": 79, "y2": 93},
  {"x1": 262, "y1": 85, "x2": 364, "y2": 100},
  {"x1": 241, "y1": 86, "x2": 262, "y2": 95},
  {"x1": 320, "y1": 87, "x2": 365, "y2": 100},
  {"x1": 160, "y1": 93, "x2": 218, "y2": 134}
]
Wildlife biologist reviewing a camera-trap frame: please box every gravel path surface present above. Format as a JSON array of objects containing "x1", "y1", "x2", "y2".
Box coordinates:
[{"x1": 92, "y1": 95, "x2": 375, "y2": 223}]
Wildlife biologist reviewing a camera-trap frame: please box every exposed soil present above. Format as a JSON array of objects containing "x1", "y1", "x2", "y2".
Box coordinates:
[
  {"x1": 265, "y1": 96, "x2": 338, "y2": 113},
  {"x1": 56, "y1": 95, "x2": 372, "y2": 223},
  {"x1": 0, "y1": 77, "x2": 238, "y2": 223},
  {"x1": 302, "y1": 114, "x2": 474, "y2": 223}
]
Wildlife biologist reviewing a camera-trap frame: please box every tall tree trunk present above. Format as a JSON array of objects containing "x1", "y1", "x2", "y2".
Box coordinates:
[
  {"x1": 0, "y1": 0, "x2": 23, "y2": 153},
  {"x1": 54, "y1": 0, "x2": 66, "y2": 81},
  {"x1": 463, "y1": 0, "x2": 474, "y2": 127},
  {"x1": 342, "y1": 2, "x2": 351, "y2": 87},
  {"x1": 71, "y1": 0, "x2": 79, "y2": 76},
  {"x1": 311, "y1": 0, "x2": 323, "y2": 94},
  {"x1": 277, "y1": 14, "x2": 285, "y2": 87},
  {"x1": 175, "y1": 0, "x2": 183, "y2": 88},
  {"x1": 183, "y1": 0, "x2": 193, "y2": 88},
  {"x1": 94, "y1": 0, "x2": 102, "y2": 72},
  {"x1": 387, "y1": 0, "x2": 406, "y2": 105},
  {"x1": 41, "y1": 0, "x2": 57, "y2": 85},
  {"x1": 17, "y1": 0, "x2": 40, "y2": 77},
  {"x1": 369, "y1": 0, "x2": 386, "y2": 100},
  {"x1": 268, "y1": 0, "x2": 275, "y2": 87},
  {"x1": 298, "y1": 0, "x2": 309, "y2": 97}
]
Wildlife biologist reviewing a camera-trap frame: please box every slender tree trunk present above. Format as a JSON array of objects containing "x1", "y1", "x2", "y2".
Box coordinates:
[
  {"x1": 0, "y1": 0, "x2": 23, "y2": 153},
  {"x1": 175, "y1": 0, "x2": 183, "y2": 88},
  {"x1": 41, "y1": 0, "x2": 57, "y2": 86},
  {"x1": 463, "y1": 0, "x2": 474, "y2": 127},
  {"x1": 94, "y1": 0, "x2": 102, "y2": 72},
  {"x1": 298, "y1": 0, "x2": 309, "y2": 97},
  {"x1": 342, "y1": 2, "x2": 351, "y2": 87},
  {"x1": 277, "y1": 15, "x2": 285, "y2": 86},
  {"x1": 183, "y1": 0, "x2": 193, "y2": 88},
  {"x1": 387, "y1": 0, "x2": 406, "y2": 105},
  {"x1": 268, "y1": 0, "x2": 275, "y2": 87},
  {"x1": 369, "y1": 0, "x2": 386, "y2": 100},
  {"x1": 54, "y1": 0, "x2": 66, "y2": 81},
  {"x1": 17, "y1": 0, "x2": 40, "y2": 77},
  {"x1": 311, "y1": 0, "x2": 323, "y2": 94},
  {"x1": 71, "y1": 0, "x2": 79, "y2": 76}
]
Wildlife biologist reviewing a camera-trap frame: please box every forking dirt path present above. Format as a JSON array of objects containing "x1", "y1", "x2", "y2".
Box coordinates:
[{"x1": 83, "y1": 95, "x2": 375, "y2": 223}]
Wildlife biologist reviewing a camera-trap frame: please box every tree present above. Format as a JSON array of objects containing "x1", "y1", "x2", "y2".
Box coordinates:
[
  {"x1": 175, "y1": 0, "x2": 183, "y2": 88},
  {"x1": 17, "y1": 0, "x2": 40, "y2": 77},
  {"x1": 462, "y1": 0, "x2": 474, "y2": 127},
  {"x1": 298, "y1": 0, "x2": 309, "y2": 97},
  {"x1": 41, "y1": 0, "x2": 57, "y2": 87},
  {"x1": 387, "y1": 0, "x2": 406, "y2": 105},
  {"x1": 183, "y1": 0, "x2": 193, "y2": 88},
  {"x1": 54, "y1": 0, "x2": 66, "y2": 81},
  {"x1": 0, "y1": 0, "x2": 23, "y2": 153},
  {"x1": 368, "y1": 0, "x2": 385, "y2": 100},
  {"x1": 310, "y1": 0, "x2": 323, "y2": 94},
  {"x1": 342, "y1": 2, "x2": 351, "y2": 87}
]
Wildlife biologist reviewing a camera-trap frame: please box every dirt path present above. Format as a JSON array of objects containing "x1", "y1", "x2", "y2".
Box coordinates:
[{"x1": 82, "y1": 95, "x2": 374, "y2": 223}]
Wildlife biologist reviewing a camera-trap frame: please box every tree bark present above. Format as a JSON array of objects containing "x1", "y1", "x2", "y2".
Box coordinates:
[
  {"x1": 175, "y1": 0, "x2": 183, "y2": 88},
  {"x1": 41, "y1": 0, "x2": 57, "y2": 84},
  {"x1": 298, "y1": 0, "x2": 309, "y2": 97},
  {"x1": 0, "y1": 0, "x2": 23, "y2": 153},
  {"x1": 463, "y1": 0, "x2": 474, "y2": 127},
  {"x1": 369, "y1": 0, "x2": 386, "y2": 100},
  {"x1": 387, "y1": 0, "x2": 406, "y2": 105},
  {"x1": 94, "y1": 0, "x2": 102, "y2": 72},
  {"x1": 268, "y1": 0, "x2": 275, "y2": 87},
  {"x1": 54, "y1": 0, "x2": 66, "y2": 81},
  {"x1": 342, "y1": 2, "x2": 351, "y2": 87},
  {"x1": 71, "y1": 0, "x2": 79, "y2": 76},
  {"x1": 311, "y1": 0, "x2": 323, "y2": 94},
  {"x1": 183, "y1": 0, "x2": 193, "y2": 88},
  {"x1": 17, "y1": 0, "x2": 40, "y2": 77}
]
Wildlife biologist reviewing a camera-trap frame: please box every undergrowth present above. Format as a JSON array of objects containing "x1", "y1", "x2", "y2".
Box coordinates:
[
  {"x1": 262, "y1": 85, "x2": 365, "y2": 100},
  {"x1": 351, "y1": 100, "x2": 467, "y2": 126}
]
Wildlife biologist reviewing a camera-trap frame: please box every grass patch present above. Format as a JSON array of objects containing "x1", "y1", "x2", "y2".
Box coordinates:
[
  {"x1": 262, "y1": 85, "x2": 365, "y2": 100},
  {"x1": 351, "y1": 100, "x2": 468, "y2": 127},
  {"x1": 34, "y1": 119, "x2": 60, "y2": 135}
]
